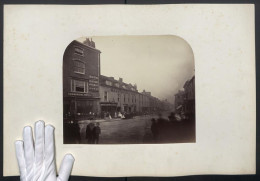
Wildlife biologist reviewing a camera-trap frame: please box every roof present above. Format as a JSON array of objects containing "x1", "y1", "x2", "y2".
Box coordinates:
[
  {"x1": 100, "y1": 75, "x2": 138, "y2": 92},
  {"x1": 73, "y1": 40, "x2": 101, "y2": 53}
]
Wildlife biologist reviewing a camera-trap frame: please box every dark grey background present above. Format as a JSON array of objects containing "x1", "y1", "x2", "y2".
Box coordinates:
[{"x1": 0, "y1": 0, "x2": 259, "y2": 181}]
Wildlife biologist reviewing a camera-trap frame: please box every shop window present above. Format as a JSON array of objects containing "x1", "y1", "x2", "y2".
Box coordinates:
[
  {"x1": 71, "y1": 79, "x2": 87, "y2": 93},
  {"x1": 74, "y1": 60, "x2": 85, "y2": 74}
]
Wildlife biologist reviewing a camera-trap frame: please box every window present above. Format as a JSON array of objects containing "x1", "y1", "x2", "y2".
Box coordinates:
[
  {"x1": 105, "y1": 81, "x2": 112, "y2": 86},
  {"x1": 118, "y1": 94, "x2": 120, "y2": 102},
  {"x1": 104, "y1": 91, "x2": 108, "y2": 101},
  {"x1": 115, "y1": 83, "x2": 119, "y2": 88},
  {"x1": 71, "y1": 80, "x2": 87, "y2": 93},
  {"x1": 74, "y1": 47, "x2": 84, "y2": 56},
  {"x1": 74, "y1": 60, "x2": 85, "y2": 74}
]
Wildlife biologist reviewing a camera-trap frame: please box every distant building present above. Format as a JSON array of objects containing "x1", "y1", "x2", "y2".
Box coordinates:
[
  {"x1": 63, "y1": 38, "x2": 101, "y2": 122},
  {"x1": 174, "y1": 90, "x2": 185, "y2": 112},
  {"x1": 183, "y1": 76, "x2": 195, "y2": 117},
  {"x1": 174, "y1": 76, "x2": 195, "y2": 117}
]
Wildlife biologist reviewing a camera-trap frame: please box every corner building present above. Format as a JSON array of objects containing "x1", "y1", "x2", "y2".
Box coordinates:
[{"x1": 63, "y1": 39, "x2": 101, "y2": 121}]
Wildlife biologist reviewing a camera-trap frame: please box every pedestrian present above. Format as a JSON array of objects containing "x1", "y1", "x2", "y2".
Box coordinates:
[
  {"x1": 151, "y1": 118, "x2": 159, "y2": 142},
  {"x1": 156, "y1": 113, "x2": 168, "y2": 142},
  {"x1": 86, "y1": 122, "x2": 95, "y2": 144},
  {"x1": 73, "y1": 121, "x2": 81, "y2": 144},
  {"x1": 93, "y1": 122, "x2": 101, "y2": 144}
]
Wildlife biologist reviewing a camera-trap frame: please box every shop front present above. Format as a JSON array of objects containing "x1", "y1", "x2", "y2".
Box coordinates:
[
  {"x1": 64, "y1": 95, "x2": 100, "y2": 122},
  {"x1": 100, "y1": 102, "x2": 118, "y2": 118}
]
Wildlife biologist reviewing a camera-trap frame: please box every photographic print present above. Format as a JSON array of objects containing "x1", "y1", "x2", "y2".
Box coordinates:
[
  {"x1": 4, "y1": 5, "x2": 255, "y2": 177},
  {"x1": 63, "y1": 36, "x2": 195, "y2": 144}
]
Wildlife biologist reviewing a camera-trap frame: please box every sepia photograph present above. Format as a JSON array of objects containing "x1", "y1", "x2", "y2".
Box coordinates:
[
  {"x1": 4, "y1": 4, "x2": 255, "y2": 177},
  {"x1": 63, "y1": 35, "x2": 195, "y2": 144}
]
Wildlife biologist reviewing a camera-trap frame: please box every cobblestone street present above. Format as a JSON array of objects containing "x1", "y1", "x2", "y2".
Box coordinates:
[{"x1": 78, "y1": 115, "x2": 154, "y2": 144}]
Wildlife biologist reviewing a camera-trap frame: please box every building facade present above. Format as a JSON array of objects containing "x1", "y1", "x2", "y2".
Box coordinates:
[
  {"x1": 63, "y1": 38, "x2": 174, "y2": 121},
  {"x1": 183, "y1": 76, "x2": 195, "y2": 117},
  {"x1": 174, "y1": 76, "x2": 195, "y2": 117},
  {"x1": 63, "y1": 39, "x2": 101, "y2": 122},
  {"x1": 99, "y1": 75, "x2": 167, "y2": 117},
  {"x1": 99, "y1": 75, "x2": 140, "y2": 115}
]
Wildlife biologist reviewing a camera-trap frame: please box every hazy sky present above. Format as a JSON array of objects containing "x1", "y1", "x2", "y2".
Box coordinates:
[{"x1": 77, "y1": 35, "x2": 194, "y2": 103}]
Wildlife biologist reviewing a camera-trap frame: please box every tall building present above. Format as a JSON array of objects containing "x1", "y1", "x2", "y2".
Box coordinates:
[{"x1": 63, "y1": 38, "x2": 101, "y2": 122}]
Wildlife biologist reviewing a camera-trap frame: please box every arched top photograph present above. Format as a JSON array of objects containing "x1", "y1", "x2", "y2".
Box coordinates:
[{"x1": 63, "y1": 35, "x2": 195, "y2": 144}]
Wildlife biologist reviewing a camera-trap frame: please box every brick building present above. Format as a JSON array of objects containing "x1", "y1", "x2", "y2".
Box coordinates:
[{"x1": 63, "y1": 39, "x2": 101, "y2": 122}]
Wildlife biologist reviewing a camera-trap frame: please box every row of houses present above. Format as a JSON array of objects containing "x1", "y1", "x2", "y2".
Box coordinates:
[
  {"x1": 63, "y1": 38, "x2": 173, "y2": 121},
  {"x1": 174, "y1": 76, "x2": 195, "y2": 119}
]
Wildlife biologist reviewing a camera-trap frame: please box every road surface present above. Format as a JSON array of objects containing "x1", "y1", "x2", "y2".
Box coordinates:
[{"x1": 78, "y1": 116, "x2": 154, "y2": 144}]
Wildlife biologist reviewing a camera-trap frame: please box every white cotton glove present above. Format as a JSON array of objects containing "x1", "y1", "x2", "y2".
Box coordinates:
[{"x1": 15, "y1": 121, "x2": 75, "y2": 181}]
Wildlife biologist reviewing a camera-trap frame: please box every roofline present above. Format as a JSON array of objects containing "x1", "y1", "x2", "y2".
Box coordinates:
[{"x1": 73, "y1": 40, "x2": 101, "y2": 53}]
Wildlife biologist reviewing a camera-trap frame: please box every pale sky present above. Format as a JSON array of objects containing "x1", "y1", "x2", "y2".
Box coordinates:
[{"x1": 77, "y1": 35, "x2": 194, "y2": 104}]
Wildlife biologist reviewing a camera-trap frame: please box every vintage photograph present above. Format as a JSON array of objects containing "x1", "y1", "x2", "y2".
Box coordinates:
[{"x1": 63, "y1": 35, "x2": 195, "y2": 144}]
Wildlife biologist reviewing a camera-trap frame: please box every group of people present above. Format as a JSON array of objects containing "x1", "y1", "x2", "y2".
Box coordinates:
[
  {"x1": 150, "y1": 112, "x2": 193, "y2": 143},
  {"x1": 85, "y1": 122, "x2": 101, "y2": 144}
]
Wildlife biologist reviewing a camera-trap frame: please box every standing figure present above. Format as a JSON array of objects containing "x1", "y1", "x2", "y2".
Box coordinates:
[
  {"x1": 93, "y1": 123, "x2": 101, "y2": 144},
  {"x1": 151, "y1": 118, "x2": 159, "y2": 142},
  {"x1": 86, "y1": 122, "x2": 95, "y2": 144}
]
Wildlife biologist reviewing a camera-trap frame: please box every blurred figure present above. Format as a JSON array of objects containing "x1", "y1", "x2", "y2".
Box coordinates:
[
  {"x1": 86, "y1": 122, "x2": 95, "y2": 144},
  {"x1": 93, "y1": 122, "x2": 101, "y2": 144},
  {"x1": 156, "y1": 113, "x2": 168, "y2": 142},
  {"x1": 168, "y1": 112, "x2": 176, "y2": 122},
  {"x1": 151, "y1": 118, "x2": 159, "y2": 142}
]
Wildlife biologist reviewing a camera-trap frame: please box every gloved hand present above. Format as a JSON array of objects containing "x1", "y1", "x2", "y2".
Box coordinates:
[{"x1": 15, "y1": 121, "x2": 75, "y2": 181}]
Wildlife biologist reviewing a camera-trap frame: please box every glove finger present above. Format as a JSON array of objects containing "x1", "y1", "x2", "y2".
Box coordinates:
[
  {"x1": 43, "y1": 125, "x2": 56, "y2": 180},
  {"x1": 15, "y1": 141, "x2": 27, "y2": 181},
  {"x1": 23, "y1": 126, "x2": 34, "y2": 180},
  {"x1": 34, "y1": 121, "x2": 45, "y2": 180},
  {"x1": 57, "y1": 154, "x2": 75, "y2": 181}
]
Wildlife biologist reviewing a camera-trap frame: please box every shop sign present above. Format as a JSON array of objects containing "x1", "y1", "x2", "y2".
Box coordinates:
[
  {"x1": 68, "y1": 92, "x2": 93, "y2": 97},
  {"x1": 89, "y1": 75, "x2": 99, "y2": 92}
]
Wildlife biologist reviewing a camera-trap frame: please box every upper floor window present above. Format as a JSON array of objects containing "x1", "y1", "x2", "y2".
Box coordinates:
[
  {"x1": 105, "y1": 80, "x2": 112, "y2": 86},
  {"x1": 115, "y1": 83, "x2": 119, "y2": 88},
  {"x1": 104, "y1": 91, "x2": 108, "y2": 101},
  {"x1": 118, "y1": 94, "x2": 120, "y2": 102},
  {"x1": 71, "y1": 79, "x2": 87, "y2": 93},
  {"x1": 74, "y1": 60, "x2": 85, "y2": 74},
  {"x1": 74, "y1": 47, "x2": 84, "y2": 56}
]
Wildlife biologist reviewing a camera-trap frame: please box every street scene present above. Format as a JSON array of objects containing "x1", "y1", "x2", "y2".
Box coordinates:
[
  {"x1": 63, "y1": 36, "x2": 195, "y2": 144},
  {"x1": 64, "y1": 111, "x2": 195, "y2": 144}
]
